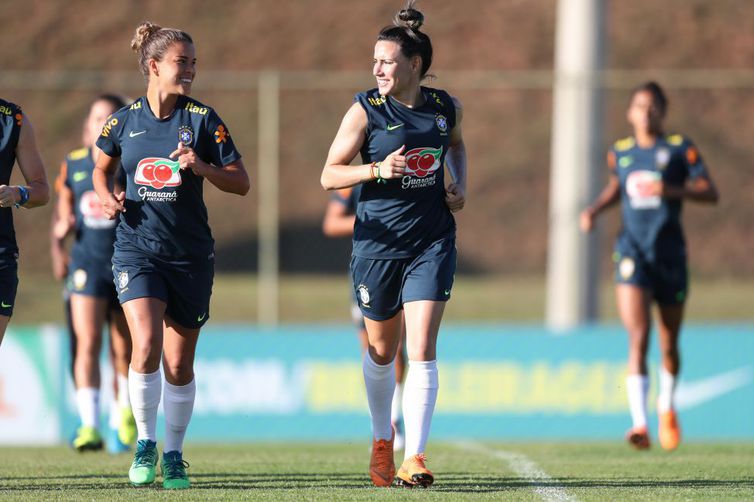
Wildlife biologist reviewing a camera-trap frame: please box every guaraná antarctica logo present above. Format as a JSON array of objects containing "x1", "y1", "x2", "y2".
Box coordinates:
[
  {"x1": 79, "y1": 190, "x2": 116, "y2": 229},
  {"x1": 403, "y1": 146, "x2": 443, "y2": 178},
  {"x1": 134, "y1": 157, "x2": 182, "y2": 190}
]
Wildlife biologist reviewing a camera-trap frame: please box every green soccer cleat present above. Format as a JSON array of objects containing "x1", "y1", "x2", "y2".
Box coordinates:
[
  {"x1": 129, "y1": 440, "x2": 158, "y2": 486},
  {"x1": 72, "y1": 425, "x2": 104, "y2": 452},
  {"x1": 118, "y1": 407, "x2": 137, "y2": 446},
  {"x1": 161, "y1": 450, "x2": 191, "y2": 490}
]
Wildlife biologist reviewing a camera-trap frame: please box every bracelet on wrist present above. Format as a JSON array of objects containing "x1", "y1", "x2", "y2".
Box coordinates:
[
  {"x1": 375, "y1": 161, "x2": 387, "y2": 184},
  {"x1": 15, "y1": 186, "x2": 29, "y2": 208},
  {"x1": 369, "y1": 162, "x2": 378, "y2": 181}
]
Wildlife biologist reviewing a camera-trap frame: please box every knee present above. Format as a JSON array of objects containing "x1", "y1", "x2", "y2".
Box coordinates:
[
  {"x1": 163, "y1": 357, "x2": 194, "y2": 385},
  {"x1": 130, "y1": 342, "x2": 160, "y2": 373}
]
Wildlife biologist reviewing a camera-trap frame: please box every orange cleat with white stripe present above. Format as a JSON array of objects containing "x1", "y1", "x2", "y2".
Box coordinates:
[
  {"x1": 369, "y1": 434, "x2": 395, "y2": 487},
  {"x1": 658, "y1": 410, "x2": 681, "y2": 451},
  {"x1": 625, "y1": 426, "x2": 651, "y2": 450},
  {"x1": 396, "y1": 453, "x2": 434, "y2": 488}
]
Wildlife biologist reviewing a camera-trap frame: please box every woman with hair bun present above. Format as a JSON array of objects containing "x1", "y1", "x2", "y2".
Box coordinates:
[
  {"x1": 93, "y1": 21, "x2": 249, "y2": 489},
  {"x1": 321, "y1": 0, "x2": 467, "y2": 488},
  {"x1": 581, "y1": 81, "x2": 718, "y2": 452}
]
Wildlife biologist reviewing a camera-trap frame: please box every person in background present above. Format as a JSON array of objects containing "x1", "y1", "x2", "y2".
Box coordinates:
[
  {"x1": 580, "y1": 81, "x2": 718, "y2": 451},
  {"x1": 50, "y1": 94, "x2": 136, "y2": 453},
  {"x1": 322, "y1": 184, "x2": 406, "y2": 451}
]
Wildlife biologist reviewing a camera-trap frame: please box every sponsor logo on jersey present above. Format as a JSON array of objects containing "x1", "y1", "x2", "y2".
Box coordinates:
[
  {"x1": 130, "y1": 101, "x2": 142, "y2": 110},
  {"x1": 14, "y1": 112, "x2": 22, "y2": 126},
  {"x1": 367, "y1": 96, "x2": 387, "y2": 107},
  {"x1": 0, "y1": 105, "x2": 13, "y2": 115},
  {"x1": 72, "y1": 171, "x2": 88, "y2": 183},
  {"x1": 185, "y1": 102, "x2": 208, "y2": 115},
  {"x1": 626, "y1": 170, "x2": 661, "y2": 209},
  {"x1": 667, "y1": 134, "x2": 684, "y2": 146},
  {"x1": 178, "y1": 125, "x2": 194, "y2": 146},
  {"x1": 404, "y1": 147, "x2": 443, "y2": 178},
  {"x1": 357, "y1": 285, "x2": 371, "y2": 307},
  {"x1": 435, "y1": 114, "x2": 448, "y2": 133},
  {"x1": 214, "y1": 124, "x2": 229, "y2": 144},
  {"x1": 134, "y1": 157, "x2": 182, "y2": 190},
  {"x1": 100, "y1": 116, "x2": 118, "y2": 138},
  {"x1": 79, "y1": 190, "x2": 116, "y2": 229},
  {"x1": 67, "y1": 147, "x2": 89, "y2": 161},
  {"x1": 614, "y1": 137, "x2": 635, "y2": 152}
]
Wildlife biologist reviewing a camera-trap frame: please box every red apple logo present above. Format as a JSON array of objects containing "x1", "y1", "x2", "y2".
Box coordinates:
[
  {"x1": 403, "y1": 147, "x2": 443, "y2": 178},
  {"x1": 134, "y1": 158, "x2": 182, "y2": 189}
]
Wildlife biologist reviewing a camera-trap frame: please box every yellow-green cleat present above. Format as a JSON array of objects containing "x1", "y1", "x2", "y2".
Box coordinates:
[
  {"x1": 161, "y1": 450, "x2": 191, "y2": 489},
  {"x1": 129, "y1": 440, "x2": 158, "y2": 486},
  {"x1": 118, "y1": 407, "x2": 137, "y2": 446},
  {"x1": 72, "y1": 425, "x2": 103, "y2": 452}
]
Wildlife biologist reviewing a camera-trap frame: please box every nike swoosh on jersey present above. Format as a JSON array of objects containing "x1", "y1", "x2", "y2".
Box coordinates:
[
  {"x1": 386, "y1": 123, "x2": 404, "y2": 131},
  {"x1": 675, "y1": 366, "x2": 753, "y2": 411},
  {"x1": 129, "y1": 130, "x2": 147, "y2": 137},
  {"x1": 73, "y1": 172, "x2": 88, "y2": 182}
]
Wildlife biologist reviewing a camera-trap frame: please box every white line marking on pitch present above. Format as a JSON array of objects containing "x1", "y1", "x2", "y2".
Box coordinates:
[{"x1": 454, "y1": 441, "x2": 577, "y2": 502}]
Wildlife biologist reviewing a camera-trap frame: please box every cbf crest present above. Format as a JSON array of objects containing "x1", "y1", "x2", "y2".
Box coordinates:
[
  {"x1": 655, "y1": 147, "x2": 670, "y2": 170},
  {"x1": 178, "y1": 125, "x2": 194, "y2": 146},
  {"x1": 435, "y1": 114, "x2": 448, "y2": 134}
]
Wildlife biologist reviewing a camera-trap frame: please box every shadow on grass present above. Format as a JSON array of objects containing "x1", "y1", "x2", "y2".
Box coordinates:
[{"x1": 2, "y1": 473, "x2": 754, "y2": 493}]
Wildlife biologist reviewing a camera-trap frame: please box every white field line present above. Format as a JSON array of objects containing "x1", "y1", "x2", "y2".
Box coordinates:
[{"x1": 454, "y1": 441, "x2": 577, "y2": 502}]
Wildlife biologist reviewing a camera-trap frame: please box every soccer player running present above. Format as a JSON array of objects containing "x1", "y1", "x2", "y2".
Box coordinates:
[
  {"x1": 580, "y1": 81, "x2": 718, "y2": 451},
  {"x1": 322, "y1": 185, "x2": 407, "y2": 451},
  {"x1": 50, "y1": 94, "x2": 137, "y2": 453},
  {"x1": 321, "y1": 1, "x2": 466, "y2": 488},
  {"x1": 93, "y1": 22, "x2": 249, "y2": 489},
  {"x1": 0, "y1": 99, "x2": 49, "y2": 347}
]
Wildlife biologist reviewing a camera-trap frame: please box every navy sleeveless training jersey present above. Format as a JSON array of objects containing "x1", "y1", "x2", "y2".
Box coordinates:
[
  {"x1": 610, "y1": 134, "x2": 709, "y2": 261},
  {"x1": 0, "y1": 99, "x2": 22, "y2": 263},
  {"x1": 353, "y1": 86, "x2": 456, "y2": 259},
  {"x1": 96, "y1": 96, "x2": 241, "y2": 261},
  {"x1": 62, "y1": 147, "x2": 126, "y2": 263}
]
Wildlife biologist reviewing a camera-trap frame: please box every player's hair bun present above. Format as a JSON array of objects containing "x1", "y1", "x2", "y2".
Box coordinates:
[
  {"x1": 131, "y1": 21, "x2": 162, "y2": 52},
  {"x1": 394, "y1": 1, "x2": 424, "y2": 31}
]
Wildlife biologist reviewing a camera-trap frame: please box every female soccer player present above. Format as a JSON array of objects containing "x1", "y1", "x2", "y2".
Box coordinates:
[
  {"x1": 0, "y1": 99, "x2": 49, "y2": 347},
  {"x1": 322, "y1": 185, "x2": 407, "y2": 451},
  {"x1": 93, "y1": 22, "x2": 249, "y2": 489},
  {"x1": 321, "y1": 1, "x2": 467, "y2": 487},
  {"x1": 580, "y1": 81, "x2": 718, "y2": 451},
  {"x1": 51, "y1": 94, "x2": 136, "y2": 453}
]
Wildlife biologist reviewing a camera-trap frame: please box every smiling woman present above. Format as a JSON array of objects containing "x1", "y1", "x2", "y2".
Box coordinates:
[
  {"x1": 320, "y1": 0, "x2": 468, "y2": 489},
  {"x1": 91, "y1": 21, "x2": 250, "y2": 490}
]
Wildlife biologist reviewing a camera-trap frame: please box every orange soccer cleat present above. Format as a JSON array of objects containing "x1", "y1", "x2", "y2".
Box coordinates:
[
  {"x1": 369, "y1": 434, "x2": 395, "y2": 487},
  {"x1": 658, "y1": 410, "x2": 681, "y2": 451},
  {"x1": 625, "y1": 426, "x2": 651, "y2": 450},
  {"x1": 396, "y1": 453, "x2": 434, "y2": 488}
]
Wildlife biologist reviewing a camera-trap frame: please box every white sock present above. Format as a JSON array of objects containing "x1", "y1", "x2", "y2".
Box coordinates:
[
  {"x1": 117, "y1": 373, "x2": 130, "y2": 408},
  {"x1": 403, "y1": 360, "x2": 439, "y2": 459},
  {"x1": 76, "y1": 387, "x2": 100, "y2": 429},
  {"x1": 391, "y1": 383, "x2": 403, "y2": 425},
  {"x1": 109, "y1": 398, "x2": 120, "y2": 429},
  {"x1": 163, "y1": 379, "x2": 196, "y2": 454},
  {"x1": 626, "y1": 374, "x2": 649, "y2": 429},
  {"x1": 657, "y1": 367, "x2": 677, "y2": 414},
  {"x1": 128, "y1": 367, "x2": 161, "y2": 442},
  {"x1": 363, "y1": 353, "x2": 395, "y2": 441}
]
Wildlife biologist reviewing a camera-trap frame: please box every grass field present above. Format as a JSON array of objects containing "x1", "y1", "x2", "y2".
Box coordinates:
[
  {"x1": 11, "y1": 273, "x2": 754, "y2": 325},
  {"x1": 1, "y1": 442, "x2": 753, "y2": 500}
]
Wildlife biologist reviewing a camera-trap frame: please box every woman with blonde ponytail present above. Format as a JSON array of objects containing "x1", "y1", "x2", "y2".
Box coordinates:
[{"x1": 93, "y1": 21, "x2": 249, "y2": 489}]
